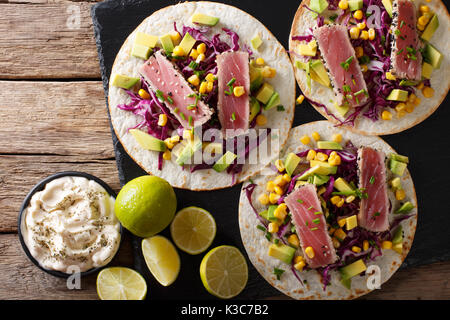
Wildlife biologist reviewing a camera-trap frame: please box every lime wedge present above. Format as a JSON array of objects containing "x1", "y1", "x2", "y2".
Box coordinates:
[
  {"x1": 96, "y1": 267, "x2": 147, "y2": 300},
  {"x1": 170, "y1": 206, "x2": 217, "y2": 255},
  {"x1": 141, "y1": 235, "x2": 180, "y2": 286},
  {"x1": 200, "y1": 246, "x2": 248, "y2": 299}
]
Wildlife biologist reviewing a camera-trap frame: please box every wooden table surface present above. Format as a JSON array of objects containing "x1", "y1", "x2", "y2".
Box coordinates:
[{"x1": 1, "y1": 0, "x2": 449, "y2": 300}]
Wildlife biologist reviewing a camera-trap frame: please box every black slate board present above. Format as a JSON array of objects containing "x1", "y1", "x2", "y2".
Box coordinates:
[{"x1": 91, "y1": 0, "x2": 450, "y2": 299}]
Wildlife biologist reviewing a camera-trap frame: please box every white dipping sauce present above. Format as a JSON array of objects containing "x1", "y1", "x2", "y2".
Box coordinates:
[{"x1": 21, "y1": 176, "x2": 121, "y2": 273}]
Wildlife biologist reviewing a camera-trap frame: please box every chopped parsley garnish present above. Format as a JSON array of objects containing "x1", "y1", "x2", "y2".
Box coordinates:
[
  {"x1": 194, "y1": 70, "x2": 205, "y2": 77},
  {"x1": 406, "y1": 47, "x2": 417, "y2": 60},
  {"x1": 314, "y1": 211, "x2": 322, "y2": 215},
  {"x1": 397, "y1": 48, "x2": 404, "y2": 56},
  {"x1": 265, "y1": 232, "x2": 272, "y2": 241},
  {"x1": 224, "y1": 77, "x2": 236, "y2": 95},
  {"x1": 312, "y1": 218, "x2": 321, "y2": 224},
  {"x1": 310, "y1": 227, "x2": 318, "y2": 231},
  {"x1": 273, "y1": 268, "x2": 285, "y2": 280},
  {"x1": 343, "y1": 84, "x2": 351, "y2": 93},
  {"x1": 297, "y1": 199, "x2": 304, "y2": 204},
  {"x1": 180, "y1": 112, "x2": 186, "y2": 120},
  {"x1": 155, "y1": 90, "x2": 165, "y2": 103},
  {"x1": 166, "y1": 96, "x2": 174, "y2": 104},
  {"x1": 187, "y1": 105, "x2": 196, "y2": 110},
  {"x1": 394, "y1": 29, "x2": 401, "y2": 36},
  {"x1": 400, "y1": 20, "x2": 405, "y2": 28},
  {"x1": 277, "y1": 105, "x2": 285, "y2": 112},
  {"x1": 340, "y1": 56, "x2": 354, "y2": 71},
  {"x1": 369, "y1": 176, "x2": 375, "y2": 184},
  {"x1": 373, "y1": 212, "x2": 381, "y2": 217},
  {"x1": 329, "y1": 14, "x2": 338, "y2": 22},
  {"x1": 231, "y1": 112, "x2": 236, "y2": 121},
  {"x1": 188, "y1": 115, "x2": 193, "y2": 127},
  {"x1": 359, "y1": 55, "x2": 370, "y2": 65},
  {"x1": 256, "y1": 225, "x2": 266, "y2": 232},
  {"x1": 174, "y1": 107, "x2": 180, "y2": 113},
  {"x1": 274, "y1": 238, "x2": 279, "y2": 245},
  {"x1": 308, "y1": 206, "x2": 313, "y2": 210},
  {"x1": 354, "y1": 89, "x2": 368, "y2": 97},
  {"x1": 188, "y1": 61, "x2": 199, "y2": 70},
  {"x1": 305, "y1": 221, "x2": 309, "y2": 226}
]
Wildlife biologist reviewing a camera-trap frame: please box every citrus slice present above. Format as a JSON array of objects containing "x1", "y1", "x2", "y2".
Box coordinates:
[
  {"x1": 141, "y1": 235, "x2": 180, "y2": 286},
  {"x1": 200, "y1": 245, "x2": 248, "y2": 299},
  {"x1": 96, "y1": 267, "x2": 147, "y2": 300},
  {"x1": 170, "y1": 206, "x2": 217, "y2": 255}
]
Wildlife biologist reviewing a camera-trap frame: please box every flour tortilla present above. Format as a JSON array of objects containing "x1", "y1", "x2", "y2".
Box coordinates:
[
  {"x1": 238, "y1": 121, "x2": 418, "y2": 300},
  {"x1": 289, "y1": 0, "x2": 450, "y2": 136},
  {"x1": 109, "y1": 1, "x2": 295, "y2": 190}
]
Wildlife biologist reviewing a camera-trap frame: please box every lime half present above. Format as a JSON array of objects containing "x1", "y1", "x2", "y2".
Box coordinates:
[
  {"x1": 200, "y1": 245, "x2": 248, "y2": 299},
  {"x1": 96, "y1": 267, "x2": 147, "y2": 300},
  {"x1": 142, "y1": 235, "x2": 180, "y2": 286},
  {"x1": 170, "y1": 206, "x2": 217, "y2": 255}
]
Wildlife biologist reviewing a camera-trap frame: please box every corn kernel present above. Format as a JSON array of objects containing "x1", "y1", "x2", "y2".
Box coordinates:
[
  {"x1": 368, "y1": 28, "x2": 376, "y2": 40},
  {"x1": 315, "y1": 152, "x2": 328, "y2": 162},
  {"x1": 256, "y1": 114, "x2": 267, "y2": 126},
  {"x1": 305, "y1": 246, "x2": 315, "y2": 259},
  {"x1": 381, "y1": 110, "x2": 392, "y2": 120},
  {"x1": 350, "y1": 27, "x2": 360, "y2": 39},
  {"x1": 405, "y1": 102, "x2": 415, "y2": 113},
  {"x1": 418, "y1": 15, "x2": 430, "y2": 26},
  {"x1": 360, "y1": 30, "x2": 369, "y2": 40},
  {"x1": 417, "y1": 23, "x2": 425, "y2": 31},
  {"x1": 164, "y1": 138, "x2": 175, "y2": 150},
  {"x1": 269, "y1": 192, "x2": 280, "y2": 204},
  {"x1": 206, "y1": 81, "x2": 214, "y2": 93},
  {"x1": 137, "y1": 89, "x2": 150, "y2": 100},
  {"x1": 395, "y1": 102, "x2": 406, "y2": 112},
  {"x1": 199, "y1": 81, "x2": 208, "y2": 94},
  {"x1": 170, "y1": 135, "x2": 180, "y2": 143},
  {"x1": 311, "y1": 131, "x2": 321, "y2": 141},
  {"x1": 282, "y1": 174, "x2": 291, "y2": 183},
  {"x1": 196, "y1": 53, "x2": 206, "y2": 63},
  {"x1": 188, "y1": 74, "x2": 200, "y2": 87},
  {"x1": 296, "y1": 95, "x2": 305, "y2": 105},
  {"x1": 268, "y1": 222, "x2": 279, "y2": 233},
  {"x1": 294, "y1": 260, "x2": 306, "y2": 271},
  {"x1": 258, "y1": 193, "x2": 270, "y2": 205},
  {"x1": 413, "y1": 97, "x2": 421, "y2": 106},
  {"x1": 331, "y1": 196, "x2": 341, "y2": 205},
  {"x1": 334, "y1": 228, "x2": 347, "y2": 241},
  {"x1": 381, "y1": 241, "x2": 393, "y2": 250},
  {"x1": 275, "y1": 159, "x2": 285, "y2": 172},
  {"x1": 332, "y1": 237, "x2": 341, "y2": 248},
  {"x1": 256, "y1": 57, "x2": 265, "y2": 66},
  {"x1": 300, "y1": 135, "x2": 310, "y2": 145},
  {"x1": 338, "y1": 219, "x2": 346, "y2": 228},
  {"x1": 397, "y1": 110, "x2": 406, "y2": 118},
  {"x1": 197, "y1": 43, "x2": 206, "y2": 54},
  {"x1": 189, "y1": 48, "x2": 199, "y2": 59},
  {"x1": 345, "y1": 195, "x2": 356, "y2": 203},
  {"x1": 352, "y1": 246, "x2": 362, "y2": 253},
  {"x1": 361, "y1": 64, "x2": 368, "y2": 72},
  {"x1": 294, "y1": 255, "x2": 304, "y2": 264},
  {"x1": 183, "y1": 129, "x2": 193, "y2": 141},
  {"x1": 408, "y1": 93, "x2": 417, "y2": 103},
  {"x1": 385, "y1": 72, "x2": 396, "y2": 81},
  {"x1": 416, "y1": 82, "x2": 425, "y2": 90},
  {"x1": 338, "y1": 0, "x2": 349, "y2": 10},
  {"x1": 274, "y1": 185, "x2": 284, "y2": 196},
  {"x1": 288, "y1": 234, "x2": 300, "y2": 248},
  {"x1": 172, "y1": 45, "x2": 185, "y2": 57},
  {"x1": 170, "y1": 32, "x2": 181, "y2": 45},
  {"x1": 205, "y1": 73, "x2": 216, "y2": 83},
  {"x1": 422, "y1": 86, "x2": 434, "y2": 98},
  {"x1": 357, "y1": 22, "x2": 366, "y2": 30},
  {"x1": 329, "y1": 227, "x2": 336, "y2": 235},
  {"x1": 363, "y1": 240, "x2": 370, "y2": 251},
  {"x1": 395, "y1": 189, "x2": 406, "y2": 201},
  {"x1": 355, "y1": 46, "x2": 364, "y2": 58},
  {"x1": 233, "y1": 86, "x2": 245, "y2": 97},
  {"x1": 158, "y1": 114, "x2": 168, "y2": 126},
  {"x1": 337, "y1": 198, "x2": 345, "y2": 208},
  {"x1": 262, "y1": 66, "x2": 276, "y2": 78},
  {"x1": 353, "y1": 10, "x2": 364, "y2": 20},
  {"x1": 306, "y1": 149, "x2": 317, "y2": 161},
  {"x1": 274, "y1": 204, "x2": 287, "y2": 220},
  {"x1": 162, "y1": 149, "x2": 171, "y2": 160},
  {"x1": 420, "y1": 5, "x2": 430, "y2": 13},
  {"x1": 328, "y1": 154, "x2": 341, "y2": 166},
  {"x1": 266, "y1": 181, "x2": 276, "y2": 192},
  {"x1": 274, "y1": 175, "x2": 285, "y2": 187}
]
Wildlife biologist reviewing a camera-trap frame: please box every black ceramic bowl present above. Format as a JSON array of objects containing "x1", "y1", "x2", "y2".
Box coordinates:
[{"x1": 18, "y1": 171, "x2": 122, "y2": 278}]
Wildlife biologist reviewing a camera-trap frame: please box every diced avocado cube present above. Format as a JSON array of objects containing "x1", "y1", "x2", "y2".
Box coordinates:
[
  {"x1": 341, "y1": 277, "x2": 352, "y2": 289},
  {"x1": 298, "y1": 165, "x2": 335, "y2": 181},
  {"x1": 313, "y1": 174, "x2": 330, "y2": 186},
  {"x1": 250, "y1": 65, "x2": 264, "y2": 92},
  {"x1": 213, "y1": 151, "x2": 237, "y2": 172},
  {"x1": 191, "y1": 13, "x2": 219, "y2": 26},
  {"x1": 309, "y1": 160, "x2": 338, "y2": 175},
  {"x1": 339, "y1": 259, "x2": 367, "y2": 280},
  {"x1": 176, "y1": 138, "x2": 202, "y2": 166},
  {"x1": 390, "y1": 177, "x2": 402, "y2": 191},
  {"x1": 179, "y1": 32, "x2": 196, "y2": 56},
  {"x1": 309, "y1": 0, "x2": 329, "y2": 15},
  {"x1": 259, "y1": 210, "x2": 269, "y2": 221},
  {"x1": 395, "y1": 201, "x2": 415, "y2": 215},
  {"x1": 386, "y1": 89, "x2": 408, "y2": 102},
  {"x1": 334, "y1": 102, "x2": 350, "y2": 117},
  {"x1": 421, "y1": 14, "x2": 439, "y2": 42},
  {"x1": 251, "y1": 35, "x2": 263, "y2": 50},
  {"x1": 392, "y1": 242, "x2": 402, "y2": 254},
  {"x1": 264, "y1": 92, "x2": 281, "y2": 110},
  {"x1": 111, "y1": 74, "x2": 140, "y2": 89},
  {"x1": 389, "y1": 159, "x2": 407, "y2": 176},
  {"x1": 296, "y1": 40, "x2": 317, "y2": 57},
  {"x1": 171, "y1": 140, "x2": 188, "y2": 158},
  {"x1": 267, "y1": 205, "x2": 279, "y2": 222},
  {"x1": 334, "y1": 177, "x2": 354, "y2": 193},
  {"x1": 392, "y1": 226, "x2": 403, "y2": 245},
  {"x1": 268, "y1": 243, "x2": 296, "y2": 264},
  {"x1": 399, "y1": 80, "x2": 419, "y2": 86},
  {"x1": 382, "y1": 0, "x2": 393, "y2": 18},
  {"x1": 345, "y1": 215, "x2": 358, "y2": 231},
  {"x1": 423, "y1": 43, "x2": 443, "y2": 69},
  {"x1": 317, "y1": 141, "x2": 343, "y2": 150},
  {"x1": 249, "y1": 97, "x2": 261, "y2": 123},
  {"x1": 131, "y1": 43, "x2": 152, "y2": 60},
  {"x1": 129, "y1": 129, "x2": 166, "y2": 152},
  {"x1": 135, "y1": 32, "x2": 158, "y2": 48},
  {"x1": 389, "y1": 153, "x2": 409, "y2": 164},
  {"x1": 310, "y1": 60, "x2": 331, "y2": 87},
  {"x1": 422, "y1": 62, "x2": 433, "y2": 80},
  {"x1": 159, "y1": 34, "x2": 174, "y2": 54},
  {"x1": 256, "y1": 83, "x2": 275, "y2": 104},
  {"x1": 285, "y1": 153, "x2": 301, "y2": 177},
  {"x1": 348, "y1": 0, "x2": 363, "y2": 11}
]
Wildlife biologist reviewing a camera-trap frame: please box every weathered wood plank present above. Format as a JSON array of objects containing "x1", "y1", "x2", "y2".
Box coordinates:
[
  {"x1": 0, "y1": 155, "x2": 120, "y2": 232},
  {"x1": 0, "y1": 233, "x2": 133, "y2": 300},
  {"x1": 0, "y1": 2, "x2": 100, "y2": 79},
  {"x1": 0, "y1": 81, "x2": 113, "y2": 158}
]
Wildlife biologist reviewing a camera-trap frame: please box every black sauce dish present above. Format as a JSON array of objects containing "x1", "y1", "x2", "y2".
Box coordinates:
[{"x1": 18, "y1": 171, "x2": 123, "y2": 278}]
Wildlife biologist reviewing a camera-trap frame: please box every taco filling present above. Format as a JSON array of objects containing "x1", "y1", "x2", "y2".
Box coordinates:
[
  {"x1": 291, "y1": 0, "x2": 441, "y2": 125},
  {"x1": 111, "y1": 13, "x2": 285, "y2": 177},
  {"x1": 244, "y1": 130, "x2": 415, "y2": 290}
]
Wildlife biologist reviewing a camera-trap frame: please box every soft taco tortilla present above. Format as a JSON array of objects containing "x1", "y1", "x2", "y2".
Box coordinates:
[
  {"x1": 108, "y1": 1, "x2": 295, "y2": 190},
  {"x1": 289, "y1": 0, "x2": 450, "y2": 136},
  {"x1": 239, "y1": 121, "x2": 417, "y2": 299}
]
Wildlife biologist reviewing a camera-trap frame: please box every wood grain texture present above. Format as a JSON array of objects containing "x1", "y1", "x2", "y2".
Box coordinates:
[{"x1": 0, "y1": 2, "x2": 100, "y2": 79}]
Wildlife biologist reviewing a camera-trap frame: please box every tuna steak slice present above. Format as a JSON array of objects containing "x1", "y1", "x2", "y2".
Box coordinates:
[
  {"x1": 139, "y1": 50, "x2": 213, "y2": 129},
  {"x1": 390, "y1": 0, "x2": 422, "y2": 80},
  {"x1": 285, "y1": 184, "x2": 338, "y2": 268},
  {"x1": 216, "y1": 51, "x2": 250, "y2": 138},
  {"x1": 313, "y1": 25, "x2": 369, "y2": 108},
  {"x1": 357, "y1": 147, "x2": 390, "y2": 232}
]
